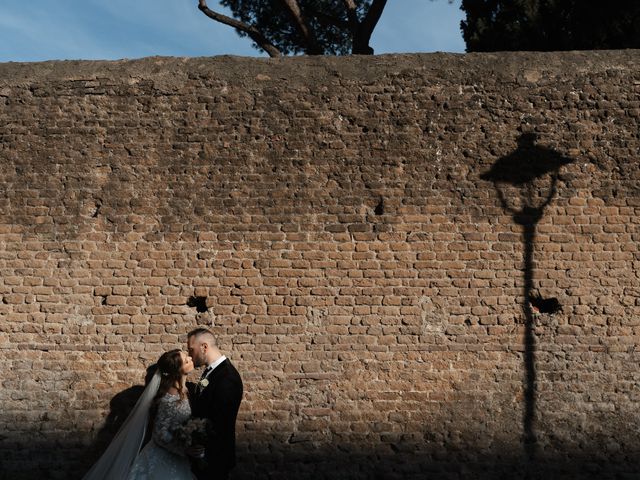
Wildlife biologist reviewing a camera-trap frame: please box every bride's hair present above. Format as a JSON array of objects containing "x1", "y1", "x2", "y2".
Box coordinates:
[{"x1": 154, "y1": 349, "x2": 187, "y2": 401}]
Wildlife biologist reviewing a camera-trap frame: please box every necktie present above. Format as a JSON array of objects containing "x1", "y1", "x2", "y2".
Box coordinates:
[{"x1": 200, "y1": 366, "x2": 211, "y2": 380}]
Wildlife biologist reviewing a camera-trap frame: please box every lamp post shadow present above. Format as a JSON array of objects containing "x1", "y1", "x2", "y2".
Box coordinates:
[{"x1": 481, "y1": 133, "x2": 574, "y2": 472}]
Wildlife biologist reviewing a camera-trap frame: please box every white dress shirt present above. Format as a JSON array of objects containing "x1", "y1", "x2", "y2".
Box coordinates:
[{"x1": 202, "y1": 355, "x2": 227, "y2": 380}]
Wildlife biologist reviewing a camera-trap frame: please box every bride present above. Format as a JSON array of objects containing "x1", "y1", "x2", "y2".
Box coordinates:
[{"x1": 83, "y1": 349, "x2": 198, "y2": 480}]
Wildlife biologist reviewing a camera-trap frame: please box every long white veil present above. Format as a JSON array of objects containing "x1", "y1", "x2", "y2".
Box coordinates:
[{"x1": 82, "y1": 370, "x2": 161, "y2": 480}]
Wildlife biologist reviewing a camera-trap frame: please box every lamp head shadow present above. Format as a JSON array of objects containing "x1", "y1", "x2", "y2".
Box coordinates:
[{"x1": 480, "y1": 133, "x2": 574, "y2": 187}]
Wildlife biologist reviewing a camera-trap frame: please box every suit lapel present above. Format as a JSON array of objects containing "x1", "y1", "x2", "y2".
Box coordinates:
[
  {"x1": 197, "y1": 359, "x2": 228, "y2": 396},
  {"x1": 206, "y1": 359, "x2": 228, "y2": 384}
]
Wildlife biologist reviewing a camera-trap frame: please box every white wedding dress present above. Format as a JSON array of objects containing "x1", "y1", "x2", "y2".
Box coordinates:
[
  {"x1": 126, "y1": 393, "x2": 194, "y2": 480},
  {"x1": 83, "y1": 373, "x2": 195, "y2": 480}
]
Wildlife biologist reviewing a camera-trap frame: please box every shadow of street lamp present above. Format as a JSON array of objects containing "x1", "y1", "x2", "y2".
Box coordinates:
[{"x1": 480, "y1": 133, "x2": 574, "y2": 470}]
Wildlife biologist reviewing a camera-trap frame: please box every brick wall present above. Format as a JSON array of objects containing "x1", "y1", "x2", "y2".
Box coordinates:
[{"x1": 1, "y1": 51, "x2": 639, "y2": 479}]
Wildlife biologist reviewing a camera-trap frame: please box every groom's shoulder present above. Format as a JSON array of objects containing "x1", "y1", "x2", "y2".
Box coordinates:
[
  {"x1": 220, "y1": 359, "x2": 243, "y2": 384},
  {"x1": 226, "y1": 358, "x2": 241, "y2": 373}
]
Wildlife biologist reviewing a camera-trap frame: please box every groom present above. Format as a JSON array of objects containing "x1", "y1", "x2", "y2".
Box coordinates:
[{"x1": 187, "y1": 328, "x2": 243, "y2": 480}]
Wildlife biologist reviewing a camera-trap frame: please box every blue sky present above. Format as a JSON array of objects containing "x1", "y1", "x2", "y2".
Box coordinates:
[{"x1": 0, "y1": 1, "x2": 466, "y2": 63}]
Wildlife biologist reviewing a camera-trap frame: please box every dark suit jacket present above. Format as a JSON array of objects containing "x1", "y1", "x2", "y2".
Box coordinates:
[{"x1": 190, "y1": 359, "x2": 243, "y2": 479}]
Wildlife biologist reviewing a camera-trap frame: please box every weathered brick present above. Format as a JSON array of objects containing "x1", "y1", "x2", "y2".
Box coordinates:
[{"x1": 1, "y1": 52, "x2": 640, "y2": 480}]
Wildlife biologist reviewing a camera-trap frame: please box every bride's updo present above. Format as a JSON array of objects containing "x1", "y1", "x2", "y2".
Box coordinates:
[{"x1": 155, "y1": 349, "x2": 187, "y2": 400}]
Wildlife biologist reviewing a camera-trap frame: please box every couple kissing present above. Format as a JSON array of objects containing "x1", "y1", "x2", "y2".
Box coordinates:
[{"x1": 84, "y1": 328, "x2": 243, "y2": 480}]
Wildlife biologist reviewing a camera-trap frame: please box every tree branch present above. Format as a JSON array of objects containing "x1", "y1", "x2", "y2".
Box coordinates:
[
  {"x1": 353, "y1": 0, "x2": 388, "y2": 54},
  {"x1": 341, "y1": 0, "x2": 360, "y2": 33},
  {"x1": 198, "y1": 0, "x2": 281, "y2": 57},
  {"x1": 278, "y1": 0, "x2": 322, "y2": 54}
]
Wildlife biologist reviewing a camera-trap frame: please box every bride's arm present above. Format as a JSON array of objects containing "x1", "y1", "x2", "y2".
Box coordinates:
[{"x1": 152, "y1": 398, "x2": 187, "y2": 456}]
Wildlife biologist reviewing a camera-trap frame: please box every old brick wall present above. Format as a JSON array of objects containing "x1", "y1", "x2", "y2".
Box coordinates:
[{"x1": 0, "y1": 51, "x2": 639, "y2": 479}]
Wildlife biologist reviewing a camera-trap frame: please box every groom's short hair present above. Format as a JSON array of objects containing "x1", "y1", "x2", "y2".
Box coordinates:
[{"x1": 188, "y1": 327, "x2": 216, "y2": 345}]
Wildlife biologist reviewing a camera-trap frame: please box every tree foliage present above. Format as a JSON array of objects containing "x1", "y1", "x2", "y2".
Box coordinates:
[
  {"x1": 197, "y1": 0, "x2": 388, "y2": 56},
  {"x1": 461, "y1": 0, "x2": 640, "y2": 52}
]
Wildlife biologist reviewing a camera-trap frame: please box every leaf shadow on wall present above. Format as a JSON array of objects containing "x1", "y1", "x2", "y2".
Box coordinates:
[{"x1": 480, "y1": 133, "x2": 575, "y2": 470}]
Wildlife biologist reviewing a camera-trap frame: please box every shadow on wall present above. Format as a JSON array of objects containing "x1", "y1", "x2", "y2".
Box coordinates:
[
  {"x1": 3, "y1": 430, "x2": 640, "y2": 480},
  {"x1": 5, "y1": 358, "x2": 640, "y2": 480},
  {"x1": 481, "y1": 133, "x2": 574, "y2": 472},
  {"x1": 82, "y1": 384, "x2": 146, "y2": 462},
  {"x1": 79, "y1": 365, "x2": 157, "y2": 475}
]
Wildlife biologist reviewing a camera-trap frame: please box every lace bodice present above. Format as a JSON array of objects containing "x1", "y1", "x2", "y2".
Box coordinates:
[
  {"x1": 152, "y1": 393, "x2": 192, "y2": 456},
  {"x1": 126, "y1": 393, "x2": 193, "y2": 480}
]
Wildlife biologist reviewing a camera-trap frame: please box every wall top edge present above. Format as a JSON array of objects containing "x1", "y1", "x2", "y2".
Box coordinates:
[{"x1": 0, "y1": 50, "x2": 639, "y2": 86}]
